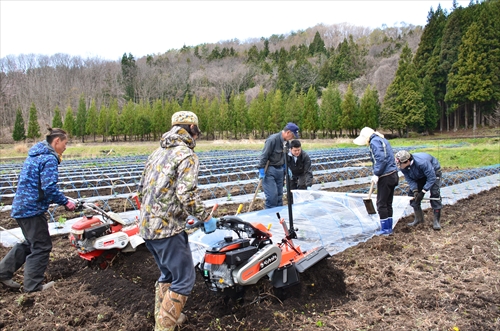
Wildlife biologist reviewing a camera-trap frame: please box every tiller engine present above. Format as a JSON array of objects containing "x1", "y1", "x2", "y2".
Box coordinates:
[
  {"x1": 187, "y1": 211, "x2": 330, "y2": 297},
  {"x1": 68, "y1": 198, "x2": 144, "y2": 268}
]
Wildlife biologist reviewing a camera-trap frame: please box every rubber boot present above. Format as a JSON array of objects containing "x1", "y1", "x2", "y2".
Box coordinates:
[
  {"x1": 155, "y1": 283, "x2": 185, "y2": 331},
  {"x1": 158, "y1": 289, "x2": 188, "y2": 330},
  {"x1": 407, "y1": 206, "x2": 424, "y2": 227},
  {"x1": 433, "y1": 210, "x2": 442, "y2": 231},
  {"x1": 378, "y1": 218, "x2": 387, "y2": 235},
  {"x1": 385, "y1": 217, "x2": 393, "y2": 235}
]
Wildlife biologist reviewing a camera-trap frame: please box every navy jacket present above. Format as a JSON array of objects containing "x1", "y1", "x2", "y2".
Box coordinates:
[
  {"x1": 369, "y1": 134, "x2": 397, "y2": 177},
  {"x1": 400, "y1": 153, "x2": 441, "y2": 192},
  {"x1": 11, "y1": 141, "x2": 67, "y2": 219}
]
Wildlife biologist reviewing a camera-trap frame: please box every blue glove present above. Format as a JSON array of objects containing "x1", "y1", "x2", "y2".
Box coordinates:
[
  {"x1": 258, "y1": 168, "x2": 265, "y2": 179},
  {"x1": 204, "y1": 217, "x2": 218, "y2": 234},
  {"x1": 287, "y1": 168, "x2": 293, "y2": 178}
]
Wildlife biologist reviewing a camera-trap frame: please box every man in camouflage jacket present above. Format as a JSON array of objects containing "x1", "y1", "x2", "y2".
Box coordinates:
[{"x1": 138, "y1": 111, "x2": 210, "y2": 330}]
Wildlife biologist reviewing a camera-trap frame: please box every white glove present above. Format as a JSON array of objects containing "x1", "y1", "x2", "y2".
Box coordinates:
[{"x1": 371, "y1": 175, "x2": 379, "y2": 184}]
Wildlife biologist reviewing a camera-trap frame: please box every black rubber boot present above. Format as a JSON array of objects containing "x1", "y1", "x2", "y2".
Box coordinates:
[
  {"x1": 408, "y1": 206, "x2": 424, "y2": 227},
  {"x1": 433, "y1": 210, "x2": 442, "y2": 230}
]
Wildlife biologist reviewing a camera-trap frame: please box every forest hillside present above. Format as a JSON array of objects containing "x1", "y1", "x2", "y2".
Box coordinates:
[{"x1": 1, "y1": 0, "x2": 499, "y2": 143}]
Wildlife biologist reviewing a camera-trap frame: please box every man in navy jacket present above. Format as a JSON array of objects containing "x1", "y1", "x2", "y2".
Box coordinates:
[
  {"x1": 395, "y1": 150, "x2": 442, "y2": 230},
  {"x1": 354, "y1": 127, "x2": 399, "y2": 235}
]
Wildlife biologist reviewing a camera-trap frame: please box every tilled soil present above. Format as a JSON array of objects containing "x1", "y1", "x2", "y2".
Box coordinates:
[{"x1": 1, "y1": 186, "x2": 499, "y2": 331}]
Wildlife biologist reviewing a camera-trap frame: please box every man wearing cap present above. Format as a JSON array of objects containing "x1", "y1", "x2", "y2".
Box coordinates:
[
  {"x1": 395, "y1": 150, "x2": 443, "y2": 230},
  {"x1": 353, "y1": 127, "x2": 399, "y2": 235},
  {"x1": 258, "y1": 122, "x2": 299, "y2": 209},
  {"x1": 138, "y1": 110, "x2": 217, "y2": 330}
]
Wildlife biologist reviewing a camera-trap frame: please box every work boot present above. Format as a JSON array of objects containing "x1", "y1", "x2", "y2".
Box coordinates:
[
  {"x1": 158, "y1": 289, "x2": 188, "y2": 330},
  {"x1": 0, "y1": 279, "x2": 21, "y2": 289},
  {"x1": 155, "y1": 283, "x2": 186, "y2": 331},
  {"x1": 408, "y1": 206, "x2": 424, "y2": 227},
  {"x1": 433, "y1": 210, "x2": 442, "y2": 230}
]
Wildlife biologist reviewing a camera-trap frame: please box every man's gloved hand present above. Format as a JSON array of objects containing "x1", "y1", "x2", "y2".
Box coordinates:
[
  {"x1": 307, "y1": 187, "x2": 312, "y2": 190},
  {"x1": 203, "y1": 217, "x2": 218, "y2": 234},
  {"x1": 371, "y1": 175, "x2": 379, "y2": 184},
  {"x1": 287, "y1": 168, "x2": 293, "y2": 178},
  {"x1": 413, "y1": 190, "x2": 425, "y2": 204},
  {"x1": 65, "y1": 200, "x2": 76, "y2": 211},
  {"x1": 258, "y1": 168, "x2": 265, "y2": 179}
]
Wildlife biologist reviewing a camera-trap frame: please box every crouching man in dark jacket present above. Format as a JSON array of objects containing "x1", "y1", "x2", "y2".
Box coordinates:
[
  {"x1": 395, "y1": 150, "x2": 443, "y2": 230},
  {"x1": 286, "y1": 140, "x2": 313, "y2": 190}
]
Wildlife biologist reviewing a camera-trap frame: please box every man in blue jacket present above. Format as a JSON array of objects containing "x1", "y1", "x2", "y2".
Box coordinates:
[
  {"x1": 0, "y1": 128, "x2": 75, "y2": 292},
  {"x1": 354, "y1": 127, "x2": 399, "y2": 234},
  {"x1": 395, "y1": 150, "x2": 442, "y2": 230}
]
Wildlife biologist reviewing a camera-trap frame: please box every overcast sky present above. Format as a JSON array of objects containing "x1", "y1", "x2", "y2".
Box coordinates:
[{"x1": 1, "y1": 1, "x2": 470, "y2": 61}]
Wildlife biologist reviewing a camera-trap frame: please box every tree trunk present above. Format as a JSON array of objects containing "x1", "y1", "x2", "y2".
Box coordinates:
[
  {"x1": 439, "y1": 101, "x2": 444, "y2": 132},
  {"x1": 464, "y1": 103, "x2": 468, "y2": 129},
  {"x1": 473, "y1": 103, "x2": 477, "y2": 131},
  {"x1": 454, "y1": 109, "x2": 458, "y2": 131}
]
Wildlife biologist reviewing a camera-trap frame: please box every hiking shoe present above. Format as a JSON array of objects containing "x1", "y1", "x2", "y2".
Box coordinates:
[
  {"x1": 1, "y1": 279, "x2": 21, "y2": 289},
  {"x1": 41, "y1": 281, "x2": 55, "y2": 291}
]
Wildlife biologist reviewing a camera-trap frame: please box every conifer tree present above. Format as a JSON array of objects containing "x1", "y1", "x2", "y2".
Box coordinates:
[
  {"x1": 248, "y1": 86, "x2": 265, "y2": 138},
  {"x1": 12, "y1": 108, "x2": 26, "y2": 141},
  {"x1": 284, "y1": 83, "x2": 302, "y2": 126},
  {"x1": 381, "y1": 44, "x2": 425, "y2": 136},
  {"x1": 108, "y1": 99, "x2": 121, "y2": 141},
  {"x1": 208, "y1": 98, "x2": 220, "y2": 139},
  {"x1": 86, "y1": 99, "x2": 98, "y2": 142},
  {"x1": 359, "y1": 85, "x2": 380, "y2": 130},
  {"x1": 319, "y1": 82, "x2": 342, "y2": 137},
  {"x1": 218, "y1": 91, "x2": 229, "y2": 139},
  {"x1": 263, "y1": 90, "x2": 275, "y2": 134},
  {"x1": 26, "y1": 102, "x2": 41, "y2": 141},
  {"x1": 303, "y1": 86, "x2": 319, "y2": 138},
  {"x1": 227, "y1": 93, "x2": 237, "y2": 138},
  {"x1": 52, "y1": 106, "x2": 63, "y2": 128},
  {"x1": 340, "y1": 84, "x2": 357, "y2": 136},
  {"x1": 198, "y1": 98, "x2": 211, "y2": 140},
  {"x1": 233, "y1": 92, "x2": 248, "y2": 139},
  {"x1": 121, "y1": 53, "x2": 137, "y2": 101},
  {"x1": 75, "y1": 94, "x2": 87, "y2": 142},
  {"x1": 247, "y1": 45, "x2": 260, "y2": 63},
  {"x1": 277, "y1": 48, "x2": 292, "y2": 94},
  {"x1": 63, "y1": 106, "x2": 75, "y2": 138},
  {"x1": 446, "y1": 1, "x2": 500, "y2": 130},
  {"x1": 135, "y1": 107, "x2": 151, "y2": 141},
  {"x1": 268, "y1": 89, "x2": 283, "y2": 135},
  {"x1": 414, "y1": 4, "x2": 448, "y2": 77},
  {"x1": 97, "y1": 105, "x2": 109, "y2": 142},
  {"x1": 309, "y1": 31, "x2": 326, "y2": 55},
  {"x1": 421, "y1": 76, "x2": 439, "y2": 134}
]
